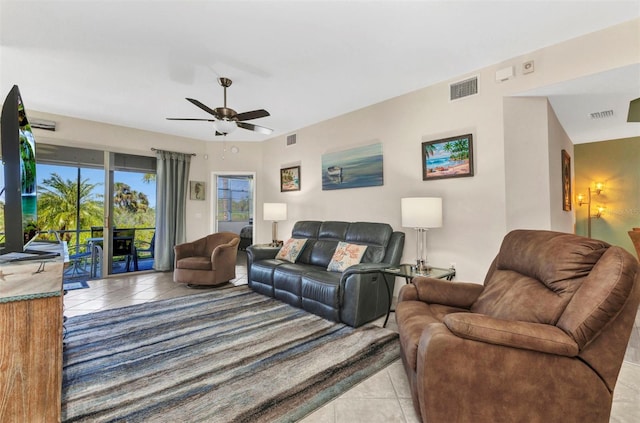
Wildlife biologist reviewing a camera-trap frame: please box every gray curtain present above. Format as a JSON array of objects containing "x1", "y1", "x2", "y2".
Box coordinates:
[{"x1": 154, "y1": 149, "x2": 191, "y2": 271}]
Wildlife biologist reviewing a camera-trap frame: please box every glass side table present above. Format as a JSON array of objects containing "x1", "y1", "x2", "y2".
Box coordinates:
[
  {"x1": 385, "y1": 264, "x2": 455, "y2": 282},
  {"x1": 380, "y1": 264, "x2": 456, "y2": 327}
]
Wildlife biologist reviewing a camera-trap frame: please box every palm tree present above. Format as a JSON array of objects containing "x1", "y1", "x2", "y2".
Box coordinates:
[
  {"x1": 37, "y1": 173, "x2": 103, "y2": 243},
  {"x1": 450, "y1": 139, "x2": 470, "y2": 161},
  {"x1": 142, "y1": 173, "x2": 156, "y2": 184},
  {"x1": 424, "y1": 143, "x2": 437, "y2": 158},
  {"x1": 114, "y1": 182, "x2": 149, "y2": 213}
]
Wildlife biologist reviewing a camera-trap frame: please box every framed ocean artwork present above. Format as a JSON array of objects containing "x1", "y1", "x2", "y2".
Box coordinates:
[
  {"x1": 422, "y1": 134, "x2": 474, "y2": 181},
  {"x1": 321, "y1": 143, "x2": 383, "y2": 190}
]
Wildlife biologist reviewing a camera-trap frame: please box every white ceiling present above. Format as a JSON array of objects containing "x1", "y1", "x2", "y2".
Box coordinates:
[{"x1": 1, "y1": 1, "x2": 639, "y2": 144}]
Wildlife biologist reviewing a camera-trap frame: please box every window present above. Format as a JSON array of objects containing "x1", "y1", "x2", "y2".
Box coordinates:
[{"x1": 217, "y1": 176, "x2": 251, "y2": 222}]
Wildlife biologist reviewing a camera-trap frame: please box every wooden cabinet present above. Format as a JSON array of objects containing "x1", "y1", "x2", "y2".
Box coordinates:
[{"x1": 0, "y1": 251, "x2": 64, "y2": 422}]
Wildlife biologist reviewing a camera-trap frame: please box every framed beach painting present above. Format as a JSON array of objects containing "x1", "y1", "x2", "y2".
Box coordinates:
[
  {"x1": 280, "y1": 165, "x2": 301, "y2": 192},
  {"x1": 561, "y1": 149, "x2": 571, "y2": 211},
  {"x1": 321, "y1": 143, "x2": 383, "y2": 190},
  {"x1": 422, "y1": 134, "x2": 474, "y2": 181}
]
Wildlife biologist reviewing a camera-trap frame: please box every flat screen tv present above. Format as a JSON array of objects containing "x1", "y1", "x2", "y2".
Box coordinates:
[{"x1": 1, "y1": 84, "x2": 38, "y2": 254}]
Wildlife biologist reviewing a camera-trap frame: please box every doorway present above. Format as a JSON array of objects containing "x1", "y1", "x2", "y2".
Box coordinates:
[{"x1": 212, "y1": 172, "x2": 255, "y2": 248}]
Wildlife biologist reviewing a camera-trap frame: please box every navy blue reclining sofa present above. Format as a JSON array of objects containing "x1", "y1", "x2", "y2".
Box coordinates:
[{"x1": 246, "y1": 221, "x2": 405, "y2": 327}]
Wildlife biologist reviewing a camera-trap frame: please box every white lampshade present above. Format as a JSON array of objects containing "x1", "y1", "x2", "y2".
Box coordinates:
[
  {"x1": 401, "y1": 197, "x2": 443, "y2": 228},
  {"x1": 213, "y1": 119, "x2": 237, "y2": 135},
  {"x1": 263, "y1": 203, "x2": 287, "y2": 221}
]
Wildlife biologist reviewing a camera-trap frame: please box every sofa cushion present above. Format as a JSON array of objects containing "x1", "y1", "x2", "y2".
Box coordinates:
[
  {"x1": 249, "y1": 258, "x2": 285, "y2": 297},
  {"x1": 495, "y1": 230, "x2": 609, "y2": 290},
  {"x1": 327, "y1": 242, "x2": 368, "y2": 272},
  {"x1": 273, "y1": 263, "x2": 309, "y2": 307},
  {"x1": 176, "y1": 256, "x2": 211, "y2": 271},
  {"x1": 302, "y1": 270, "x2": 342, "y2": 309},
  {"x1": 471, "y1": 230, "x2": 610, "y2": 325},
  {"x1": 303, "y1": 222, "x2": 350, "y2": 267},
  {"x1": 470, "y1": 270, "x2": 569, "y2": 325},
  {"x1": 291, "y1": 221, "x2": 322, "y2": 239},
  {"x1": 345, "y1": 222, "x2": 392, "y2": 263},
  {"x1": 275, "y1": 238, "x2": 308, "y2": 263}
]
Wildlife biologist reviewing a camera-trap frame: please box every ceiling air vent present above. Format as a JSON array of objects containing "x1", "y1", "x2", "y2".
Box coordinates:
[
  {"x1": 450, "y1": 76, "x2": 478, "y2": 101},
  {"x1": 589, "y1": 110, "x2": 614, "y2": 119},
  {"x1": 30, "y1": 118, "x2": 56, "y2": 131},
  {"x1": 286, "y1": 134, "x2": 297, "y2": 146}
]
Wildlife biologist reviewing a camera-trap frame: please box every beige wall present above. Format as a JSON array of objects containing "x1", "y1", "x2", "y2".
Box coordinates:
[{"x1": 25, "y1": 18, "x2": 639, "y2": 284}]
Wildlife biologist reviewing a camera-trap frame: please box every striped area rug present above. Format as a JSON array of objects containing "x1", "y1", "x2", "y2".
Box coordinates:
[{"x1": 62, "y1": 285, "x2": 400, "y2": 422}]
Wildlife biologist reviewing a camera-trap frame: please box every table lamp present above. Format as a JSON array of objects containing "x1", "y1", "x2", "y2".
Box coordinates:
[
  {"x1": 401, "y1": 197, "x2": 442, "y2": 271},
  {"x1": 263, "y1": 202, "x2": 287, "y2": 246}
]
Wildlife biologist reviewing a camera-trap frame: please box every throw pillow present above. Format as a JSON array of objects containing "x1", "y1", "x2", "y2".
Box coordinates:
[
  {"x1": 275, "y1": 238, "x2": 308, "y2": 263},
  {"x1": 327, "y1": 242, "x2": 368, "y2": 272}
]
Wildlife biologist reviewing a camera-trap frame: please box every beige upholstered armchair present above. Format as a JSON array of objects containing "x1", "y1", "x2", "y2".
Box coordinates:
[
  {"x1": 173, "y1": 232, "x2": 240, "y2": 287},
  {"x1": 396, "y1": 229, "x2": 640, "y2": 423}
]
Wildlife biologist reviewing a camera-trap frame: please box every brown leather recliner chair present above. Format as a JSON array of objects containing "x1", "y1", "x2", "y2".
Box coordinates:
[
  {"x1": 173, "y1": 232, "x2": 240, "y2": 287},
  {"x1": 396, "y1": 229, "x2": 640, "y2": 423}
]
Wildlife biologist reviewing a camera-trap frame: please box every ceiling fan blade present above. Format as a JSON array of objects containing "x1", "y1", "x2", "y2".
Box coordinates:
[
  {"x1": 235, "y1": 109, "x2": 270, "y2": 121},
  {"x1": 166, "y1": 117, "x2": 216, "y2": 121},
  {"x1": 186, "y1": 98, "x2": 219, "y2": 117},
  {"x1": 237, "y1": 121, "x2": 273, "y2": 135}
]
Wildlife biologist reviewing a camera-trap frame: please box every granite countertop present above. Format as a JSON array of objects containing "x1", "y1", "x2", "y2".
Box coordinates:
[{"x1": 0, "y1": 242, "x2": 66, "y2": 303}]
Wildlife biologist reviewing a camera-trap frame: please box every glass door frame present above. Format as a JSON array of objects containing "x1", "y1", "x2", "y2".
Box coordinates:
[{"x1": 211, "y1": 171, "x2": 256, "y2": 240}]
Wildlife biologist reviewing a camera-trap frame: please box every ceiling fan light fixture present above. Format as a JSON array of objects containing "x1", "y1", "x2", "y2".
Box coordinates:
[
  {"x1": 213, "y1": 119, "x2": 237, "y2": 135},
  {"x1": 628, "y1": 97, "x2": 640, "y2": 122}
]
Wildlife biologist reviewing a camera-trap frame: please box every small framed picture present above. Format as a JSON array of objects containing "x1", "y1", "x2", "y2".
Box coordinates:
[
  {"x1": 280, "y1": 166, "x2": 301, "y2": 192},
  {"x1": 561, "y1": 149, "x2": 571, "y2": 211},
  {"x1": 189, "y1": 181, "x2": 205, "y2": 200},
  {"x1": 422, "y1": 134, "x2": 474, "y2": 181}
]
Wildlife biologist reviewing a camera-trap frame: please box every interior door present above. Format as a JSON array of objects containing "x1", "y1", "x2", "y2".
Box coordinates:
[{"x1": 212, "y1": 172, "x2": 255, "y2": 242}]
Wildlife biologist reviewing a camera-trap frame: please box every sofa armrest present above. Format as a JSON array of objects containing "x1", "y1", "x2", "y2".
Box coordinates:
[
  {"x1": 443, "y1": 313, "x2": 579, "y2": 356},
  {"x1": 342, "y1": 262, "x2": 390, "y2": 277},
  {"x1": 246, "y1": 245, "x2": 280, "y2": 264},
  {"x1": 211, "y1": 238, "x2": 239, "y2": 268},
  {"x1": 174, "y1": 241, "x2": 195, "y2": 261},
  {"x1": 413, "y1": 277, "x2": 484, "y2": 309}
]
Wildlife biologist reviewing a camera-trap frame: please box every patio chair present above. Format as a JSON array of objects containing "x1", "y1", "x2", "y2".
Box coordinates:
[
  {"x1": 113, "y1": 228, "x2": 137, "y2": 272},
  {"x1": 65, "y1": 243, "x2": 92, "y2": 278},
  {"x1": 136, "y1": 232, "x2": 155, "y2": 259}
]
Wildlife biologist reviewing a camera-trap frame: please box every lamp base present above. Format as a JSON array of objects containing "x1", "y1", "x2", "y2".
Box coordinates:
[
  {"x1": 270, "y1": 240, "x2": 283, "y2": 247},
  {"x1": 413, "y1": 259, "x2": 432, "y2": 273}
]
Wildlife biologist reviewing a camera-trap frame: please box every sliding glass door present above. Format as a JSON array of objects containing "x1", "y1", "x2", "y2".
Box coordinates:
[{"x1": 32, "y1": 145, "x2": 156, "y2": 279}]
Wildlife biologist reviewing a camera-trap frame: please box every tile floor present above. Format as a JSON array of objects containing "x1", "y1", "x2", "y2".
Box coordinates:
[{"x1": 63, "y1": 253, "x2": 640, "y2": 423}]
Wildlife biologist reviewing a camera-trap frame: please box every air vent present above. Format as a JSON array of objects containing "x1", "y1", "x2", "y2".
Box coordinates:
[
  {"x1": 589, "y1": 110, "x2": 614, "y2": 119},
  {"x1": 450, "y1": 76, "x2": 478, "y2": 101},
  {"x1": 286, "y1": 134, "x2": 297, "y2": 146},
  {"x1": 30, "y1": 118, "x2": 56, "y2": 131}
]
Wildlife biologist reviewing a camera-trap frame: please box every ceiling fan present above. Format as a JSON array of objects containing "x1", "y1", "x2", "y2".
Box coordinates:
[{"x1": 167, "y1": 77, "x2": 272, "y2": 136}]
